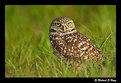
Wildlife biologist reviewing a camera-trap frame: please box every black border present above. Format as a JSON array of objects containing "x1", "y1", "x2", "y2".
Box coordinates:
[
  {"x1": 2, "y1": 0, "x2": 118, "y2": 82},
  {"x1": 0, "y1": 4, "x2": 5, "y2": 79},
  {"x1": 4, "y1": 0, "x2": 117, "y2": 5}
]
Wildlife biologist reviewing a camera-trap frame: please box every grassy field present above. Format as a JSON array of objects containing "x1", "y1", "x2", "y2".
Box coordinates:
[{"x1": 5, "y1": 5, "x2": 116, "y2": 77}]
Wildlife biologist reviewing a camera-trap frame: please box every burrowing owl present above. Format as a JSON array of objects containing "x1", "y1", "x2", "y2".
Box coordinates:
[{"x1": 49, "y1": 17, "x2": 102, "y2": 67}]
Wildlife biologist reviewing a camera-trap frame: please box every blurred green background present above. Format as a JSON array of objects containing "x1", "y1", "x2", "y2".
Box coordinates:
[{"x1": 5, "y1": 5, "x2": 116, "y2": 77}]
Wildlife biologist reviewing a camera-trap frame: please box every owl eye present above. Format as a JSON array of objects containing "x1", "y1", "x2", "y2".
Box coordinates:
[
  {"x1": 55, "y1": 23, "x2": 61, "y2": 27},
  {"x1": 67, "y1": 22, "x2": 72, "y2": 26}
]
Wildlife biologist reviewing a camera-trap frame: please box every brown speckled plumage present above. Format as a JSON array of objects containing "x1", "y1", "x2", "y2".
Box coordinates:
[{"x1": 49, "y1": 17, "x2": 102, "y2": 68}]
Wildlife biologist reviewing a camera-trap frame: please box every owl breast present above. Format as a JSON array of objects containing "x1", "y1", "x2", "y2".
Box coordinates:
[{"x1": 51, "y1": 31, "x2": 102, "y2": 65}]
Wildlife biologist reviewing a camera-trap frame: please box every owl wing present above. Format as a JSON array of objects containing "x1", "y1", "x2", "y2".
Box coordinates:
[{"x1": 77, "y1": 33, "x2": 102, "y2": 63}]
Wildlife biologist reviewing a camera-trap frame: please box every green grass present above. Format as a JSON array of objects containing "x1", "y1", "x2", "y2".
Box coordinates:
[{"x1": 5, "y1": 5, "x2": 116, "y2": 77}]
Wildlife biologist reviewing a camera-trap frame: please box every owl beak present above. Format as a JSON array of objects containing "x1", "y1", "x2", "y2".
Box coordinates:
[{"x1": 63, "y1": 25, "x2": 68, "y2": 32}]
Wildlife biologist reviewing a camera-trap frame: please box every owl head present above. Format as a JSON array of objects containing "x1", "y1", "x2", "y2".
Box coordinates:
[{"x1": 50, "y1": 17, "x2": 77, "y2": 36}]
